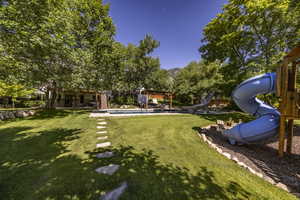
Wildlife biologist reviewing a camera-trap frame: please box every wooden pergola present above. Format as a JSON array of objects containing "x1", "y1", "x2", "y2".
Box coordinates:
[
  {"x1": 276, "y1": 45, "x2": 300, "y2": 157},
  {"x1": 141, "y1": 90, "x2": 173, "y2": 109}
]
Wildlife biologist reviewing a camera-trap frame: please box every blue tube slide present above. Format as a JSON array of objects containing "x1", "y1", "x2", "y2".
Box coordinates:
[{"x1": 222, "y1": 72, "x2": 280, "y2": 144}]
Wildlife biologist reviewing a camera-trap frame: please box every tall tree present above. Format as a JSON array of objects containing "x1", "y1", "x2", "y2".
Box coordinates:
[
  {"x1": 0, "y1": 81, "x2": 35, "y2": 108},
  {"x1": 0, "y1": 0, "x2": 116, "y2": 108},
  {"x1": 175, "y1": 61, "x2": 222, "y2": 105},
  {"x1": 200, "y1": 0, "x2": 300, "y2": 95},
  {"x1": 145, "y1": 69, "x2": 174, "y2": 92},
  {"x1": 121, "y1": 35, "x2": 160, "y2": 92}
]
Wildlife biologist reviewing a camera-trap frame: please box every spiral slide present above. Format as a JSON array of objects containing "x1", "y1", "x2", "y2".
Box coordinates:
[{"x1": 223, "y1": 72, "x2": 280, "y2": 144}]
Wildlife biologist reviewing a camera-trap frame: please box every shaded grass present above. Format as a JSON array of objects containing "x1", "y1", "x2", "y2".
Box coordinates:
[
  {"x1": 200, "y1": 112, "x2": 254, "y2": 123},
  {"x1": 0, "y1": 111, "x2": 296, "y2": 200}
]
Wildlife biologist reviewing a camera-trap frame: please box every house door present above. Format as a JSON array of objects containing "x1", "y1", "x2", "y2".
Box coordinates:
[{"x1": 64, "y1": 95, "x2": 73, "y2": 107}]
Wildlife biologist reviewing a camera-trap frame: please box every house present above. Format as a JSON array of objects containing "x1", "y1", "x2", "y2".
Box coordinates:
[{"x1": 51, "y1": 89, "x2": 108, "y2": 109}]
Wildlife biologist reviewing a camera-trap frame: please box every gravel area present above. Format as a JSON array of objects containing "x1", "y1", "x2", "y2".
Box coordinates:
[{"x1": 197, "y1": 124, "x2": 300, "y2": 197}]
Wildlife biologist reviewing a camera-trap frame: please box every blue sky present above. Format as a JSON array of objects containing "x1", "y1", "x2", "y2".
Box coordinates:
[{"x1": 104, "y1": 0, "x2": 228, "y2": 69}]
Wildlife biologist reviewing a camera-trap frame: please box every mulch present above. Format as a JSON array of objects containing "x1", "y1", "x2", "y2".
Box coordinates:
[{"x1": 197, "y1": 124, "x2": 300, "y2": 196}]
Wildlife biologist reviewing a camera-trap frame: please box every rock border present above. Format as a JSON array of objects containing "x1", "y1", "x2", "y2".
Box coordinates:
[
  {"x1": 0, "y1": 110, "x2": 36, "y2": 121},
  {"x1": 197, "y1": 125, "x2": 291, "y2": 193}
]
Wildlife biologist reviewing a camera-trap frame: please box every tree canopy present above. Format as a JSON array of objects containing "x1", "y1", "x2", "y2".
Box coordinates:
[
  {"x1": 0, "y1": 0, "x2": 163, "y2": 107},
  {"x1": 175, "y1": 61, "x2": 222, "y2": 104},
  {"x1": 200, "y1": 0, "x2": 300, "y2": 96}
]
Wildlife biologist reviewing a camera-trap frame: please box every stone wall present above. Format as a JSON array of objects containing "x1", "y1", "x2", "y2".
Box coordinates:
[{"x1": 0, "y1": 110, "x2": 36, "y2": 121}]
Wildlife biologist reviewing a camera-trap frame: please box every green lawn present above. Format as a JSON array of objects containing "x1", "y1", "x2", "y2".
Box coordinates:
[{"x1": 0, "y1": 111, "x2": 296, "y2": 200}]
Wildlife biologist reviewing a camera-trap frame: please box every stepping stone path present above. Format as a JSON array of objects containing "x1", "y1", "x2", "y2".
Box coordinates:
[
  {"x1": 100, "y1": 181, "x2": 128, "y2": 200},
  {"x1": 95, "y1": 164, "x2": 120, "y2": 175},
  {"x1": 97, "y1": 131, "x2": 108, "y2": 134},
  {"x1": 98, "y1": 136, "x2": 108, "y2": 140},
  {"x1": 96, "y1": 151, "x2": 114, "y2": 158},
  {"x1": 94, "y1": 118, "x2": 127, "y2": 200},
  {"x1": 96, "y1": 142, "x2": 111, "y2": 148}
]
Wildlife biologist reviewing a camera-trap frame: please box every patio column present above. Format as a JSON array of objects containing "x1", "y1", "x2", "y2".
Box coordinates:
[
  {"x1": 100, "y1": 93, "x2": 108, "y2": 109},
  {"x1": 169, "y1": 94, "x2": 173, "y2": 109},
  {"x1": 96, "y1": 93, "x2": 100, "y2": 109}
]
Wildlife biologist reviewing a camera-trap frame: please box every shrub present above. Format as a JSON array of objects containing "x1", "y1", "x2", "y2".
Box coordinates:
[{"x1": 23, "y1": 100, "x2": 45, "y2": 108}]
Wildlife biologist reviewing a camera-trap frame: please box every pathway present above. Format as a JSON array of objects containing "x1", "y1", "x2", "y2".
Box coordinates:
[{"x1": 95, "y1": 117, "x2": 128, "y2": 200}]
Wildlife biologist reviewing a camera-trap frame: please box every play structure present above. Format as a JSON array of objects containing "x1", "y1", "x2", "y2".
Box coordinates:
[{"x1": 223, "y1": 45, "x2": 300, "y2": 157}]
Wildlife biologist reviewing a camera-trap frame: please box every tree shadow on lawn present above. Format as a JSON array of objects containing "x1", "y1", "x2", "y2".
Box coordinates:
[
  {"x1": 0, "y1": 125, "x2": 261, "y2": 200},
  {"x1": 28, "y1": 109, "x2": 91, "y2": 120},
  {"x1": 199, "y1": 112, "x2": 254, "y2": 123},
  {"x1": 87, "y1": 146, "x2": 261, "y2": 200}
]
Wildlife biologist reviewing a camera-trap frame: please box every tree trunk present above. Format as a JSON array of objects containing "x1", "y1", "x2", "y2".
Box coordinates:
[
  {"x1": 45, "y1": 89, "x2": 51, "y2": 109},
  {"x1": 49, "y1": 89, "x2": 57, "y2": 109},
  {"x1": 45, "y1": 84, "x2": 57, "y2": 110},
  {"x1": 191, "y1": 95, "x2": 194, "y2": 105}
]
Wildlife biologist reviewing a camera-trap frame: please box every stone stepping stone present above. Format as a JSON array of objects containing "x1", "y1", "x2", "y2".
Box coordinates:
[
  {"x1": 98, "y1": 136, "x2": 108, "y2": 140},
  {"x1": 97, "y1": 118, "x2": 105, "y2": 121},
  {"x1": 95, "y1": 164, "x2": 119, "y2": 175},
  {"x1": 96, "y1": 142, "x2": 111, "y2": 148},
  {"x1": 100, "y1": 181, "x2": 128, "y2": 200},
  {"x1": 97, "y1": 126, "x2": 106, "y2": 129},
  {"x1": 97, "y1": 131, "x2": 108, "y2": 134},
  {"x1": 98, "y1": 122, "x2": 107, "y2": 125},
  {"x1": 96, "y1": 151, "x2": 114, "y2": 158}
]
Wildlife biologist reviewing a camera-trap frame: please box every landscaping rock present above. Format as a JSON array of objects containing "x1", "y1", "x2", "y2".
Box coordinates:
[
  {"x1": 215, "y1": 147, "x2": 223, "y2": 154},
  {"x1": 98, "y1": 122, "x2": 107, "y2": 125},
  {"x1": 28, "y1": 110, "x2": 35, "y2": 116},
  {"x1": 16, "y1": 111, "x2": 28, "y2": 118},
  {"x1": 264, "y1": 176, "x2": 275, "y2": 185},
  {"x1": 216, "y1": 120, "x2": 226, "y2": 129},
  {"x1": 222, "y1": 152, "x2": 231, "y2": 159},
  {"x1": 197, "y1": 124, "x2": 300, "y2": 195},
  {"x1": 97, "y1": 126, "x2": 106, "y2": 129},
  {"x1": 8, "y1": 112, "x2": 15, "y2": 119},
  {"x1": 216, "y1": 120, "x2": 225, "y2": 125},
  {"x1": 210, "y1": 125, "x2": 218, "y2": 131},
  {"x1": 232, "y1": 156, "x2": 239, "y2": 163},
  {"x1": 96, "y1": 142, "x2": 111, "y2": 148},
  {"x1": 96, "y1": 151, "x2": 114, "y2": 158},
  {"x1": 97, "y1": 131, "x2": 108, "y2": 134},
  {"x1": 95, "y1": 164, "x2": 120, "y2": 175},
  {"x1": 276, "y1": 182, "x2": 289, "y2": 192},
  {"x1": 100, "y1": 181, "x2": 128, "y2": 200},
  {"x1": 0, "y1": 110, "x2": 36, "y2": 120},
  {"x1": 98, "y1": 136, "x2": 108, "y2": 140},
  {"x1": 237, "y1": 161, "x2": 247, "y2": 169}
]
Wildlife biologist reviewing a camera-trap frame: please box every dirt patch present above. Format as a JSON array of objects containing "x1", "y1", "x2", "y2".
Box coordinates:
[{"x1": 195, "y1": 124, "x2": 300, "y2": 197}]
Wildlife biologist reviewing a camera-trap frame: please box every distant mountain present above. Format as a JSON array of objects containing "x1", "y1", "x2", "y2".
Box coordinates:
[{"x1": 167, "y1": 68, "x2": 181, "y2": 78}]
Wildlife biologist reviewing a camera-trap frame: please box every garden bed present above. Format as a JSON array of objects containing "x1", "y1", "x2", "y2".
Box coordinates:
[{"x1": 197, "y1": 124, "x2": 300, "y2": 197}]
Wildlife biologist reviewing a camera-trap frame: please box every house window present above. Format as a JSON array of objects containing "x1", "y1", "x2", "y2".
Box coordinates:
[{"x1": 80, "y1": 95, "x2": 84, "y2": 104}]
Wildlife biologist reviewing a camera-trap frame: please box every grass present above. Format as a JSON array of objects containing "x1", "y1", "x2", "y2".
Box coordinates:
[{"x1": 0, "y1": 111, "x2": 296, "y2": 200}]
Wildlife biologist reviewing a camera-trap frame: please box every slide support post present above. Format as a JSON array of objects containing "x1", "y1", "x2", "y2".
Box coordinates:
[{"x1": 278, "y1": 116, "x2": 286, "y2": 157}]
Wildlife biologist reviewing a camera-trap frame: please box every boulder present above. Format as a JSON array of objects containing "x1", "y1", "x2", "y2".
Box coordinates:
[
  {"x1": 16, "y1": 111, "x2": 28, "y2": 118},
  {"x1": 28, "y1": 110, "x2": 35, "y2": 116},
  {"x1": 8, "y1": 112, "x2": 15, "y2": 119}
]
